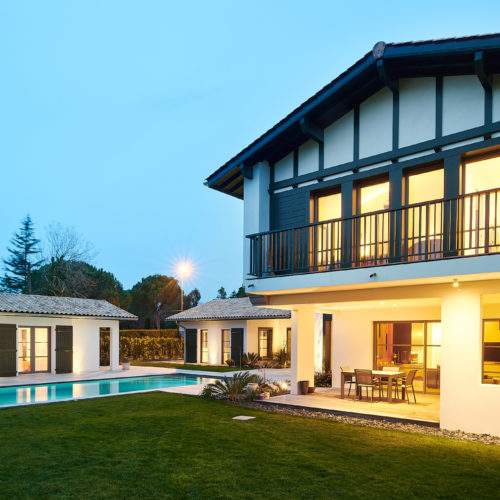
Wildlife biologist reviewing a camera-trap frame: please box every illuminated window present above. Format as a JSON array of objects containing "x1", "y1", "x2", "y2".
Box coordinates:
[
  {"x1": 258, "y1": 328, "x2": 273, "y2": 360},
  {"x1": 406, "y1": 168, "x2": 444, "y2": 261},
  {"x1": 221, "y1": 329, "x2": 230, "y2": 364},
  {"x1": 200, "y1": 330, "x2": 208, "y2": 363},
  {"x1": 317, "y1": 192, "x2": 342, "y2": 221},
  {"x1": 358, "y1": 181, "x2": 390, "y2": 264},
  {"x1": 483, "y1": 320, "x2": 500, "y2": 384},
  {"x1": 462, "y1": 154, "x2": 500, "y2": 255}
]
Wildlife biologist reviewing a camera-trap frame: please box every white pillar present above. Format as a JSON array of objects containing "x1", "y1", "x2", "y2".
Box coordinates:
[
  {"x1": 440, "y1": 288, "x2": 481, "y2": 432},
  {"x1": 243, "y1": 161, "x2": 270, "y2": 279},
  {"x1": 291, "y1": 308, "x2": 316, "y2": 395},
  {"x1": 110, "y1": 323, "x2": 120, "y2": 371}
]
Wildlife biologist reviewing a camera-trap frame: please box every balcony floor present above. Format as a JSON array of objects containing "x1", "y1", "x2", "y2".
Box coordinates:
[{"x1": 261, "y1": 387, "x2": 440, "y2": 425}]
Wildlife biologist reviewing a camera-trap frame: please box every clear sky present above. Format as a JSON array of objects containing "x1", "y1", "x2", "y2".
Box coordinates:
[{"x1": 1, "y1": 1, "x2": 499, "y2": 301}]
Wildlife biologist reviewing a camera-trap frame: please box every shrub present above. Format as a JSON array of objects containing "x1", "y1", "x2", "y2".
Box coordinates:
[
  {"x1": 225, "y1": 359, "x2": 235, "y2": 367},
  {"x1": 273, "y1": 348, "x2": 289, "y2": 368},
  {"x1": 241, "y1": 352, "x2": 260, "y2": 368},
  {"x1": 200, "y1": 372, "x2": 260, "y2": 402},
  {"x1": 116, "y1": 335, "x2": 184, "y2": 362},
  {"x1": 314, "y1": 371, "x2": 332, "y2": 387}
]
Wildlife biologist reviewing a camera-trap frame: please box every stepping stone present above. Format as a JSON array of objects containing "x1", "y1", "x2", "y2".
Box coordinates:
[{"x1": 232, "y1": 415, "x2": 256, "y2": 421}]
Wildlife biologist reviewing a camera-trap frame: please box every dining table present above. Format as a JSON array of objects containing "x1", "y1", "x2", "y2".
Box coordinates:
[{"x1": 340, "y1": 369, "x2": 406, "y2": 403}]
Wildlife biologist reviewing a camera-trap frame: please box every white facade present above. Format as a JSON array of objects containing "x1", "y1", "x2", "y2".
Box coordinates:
[
  {"x1": 179, "y1": 318, "x2": 290, "y2": 365},
  {"x1": 0, "y1": 314, "x2": 120, "y2": 375}
]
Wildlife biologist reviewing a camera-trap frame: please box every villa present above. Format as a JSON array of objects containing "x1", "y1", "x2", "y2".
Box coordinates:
[
  {"x1": 168, "y1": 297, "x2": 291, "y2": 366},
  {"x1": 0, "y1": 292, "x2": 136, "y2": 377},
  {"x1": 205, "y1": 34, "x2": 500, "y2": 436}
]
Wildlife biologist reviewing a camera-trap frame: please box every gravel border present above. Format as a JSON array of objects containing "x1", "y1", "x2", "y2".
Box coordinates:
[{"x1": 235, "y1": 400, "x2": 500, "y2": 446}]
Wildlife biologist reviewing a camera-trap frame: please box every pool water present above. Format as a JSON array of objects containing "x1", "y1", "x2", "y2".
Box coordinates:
[{"x1": 0, "y1": 375, "x2": 215, "y2": 407}]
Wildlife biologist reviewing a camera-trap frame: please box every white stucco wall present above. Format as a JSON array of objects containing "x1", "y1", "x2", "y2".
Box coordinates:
[
  {"x1": 0, "y1": 315, "x2": 118, "y2": 375},
  {"x1": 398, "y1": 77, "x2": 436, "y2": 147},
  {"x1": 179, "y1": 318, "x2": 290, "y2": 365},
  {"x1": 324, "y1": 110, "x2": 354, "y2": 168},
  {"x1": 298, "y1": 140, "x2": 319, "y2": 176},
  {"x1": 274, "y1": 152, "x2": 294, "y2": 182},
  {"x1": 442, "y1": 75, "x2": 484, "y2": 135},
  {"x1": 359, "y1": 87, "x2": 393, "y2": 158}
]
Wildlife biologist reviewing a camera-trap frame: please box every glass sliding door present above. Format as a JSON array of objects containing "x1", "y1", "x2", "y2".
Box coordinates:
[
  {"x1": 200, "y1": 330, "x2": 208, "y2": 363},
  {"x1": 18, "y1": 327, "x2": 50, "y2": 373},
  {"x1": 375, "y1": 321, "x2": 441, "y2": 393},
  {"x1": 405, "y1": 168, "x2": 444, "y2": 261},
  {"x1": 357, "y1": 181, "x2": 390, "y2": 265},
  {"x1": 221, "y1": 329, "x2": 230, "y2": 364}
]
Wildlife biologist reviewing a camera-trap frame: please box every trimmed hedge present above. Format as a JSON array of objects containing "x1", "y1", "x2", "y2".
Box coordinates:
[{"x1": 100, "y1": 334, "x2": 184, "y2": 364}]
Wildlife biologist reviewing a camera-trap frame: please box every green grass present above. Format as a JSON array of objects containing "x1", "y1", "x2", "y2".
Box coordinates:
[
  {"x1": 131, "y1": 361, "x2": 245, "y2": 372},
  {"x1": 2, "y1": 394, "x2": 500, "y2": 499}
]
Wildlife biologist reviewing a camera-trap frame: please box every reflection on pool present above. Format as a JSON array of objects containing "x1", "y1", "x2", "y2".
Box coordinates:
[{"x1": 0, "y1": 374, "x2": 215, "y2": 407}]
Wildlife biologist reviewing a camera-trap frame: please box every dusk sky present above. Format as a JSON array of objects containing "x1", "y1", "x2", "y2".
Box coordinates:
[{"x1": 1, "y1": 1, "x2": 499, "y2": 301}]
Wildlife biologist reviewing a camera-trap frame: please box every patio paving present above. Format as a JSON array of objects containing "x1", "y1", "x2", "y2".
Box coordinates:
[{"x1": 261, "y1": 387, "x2": 440, "y2": 425}]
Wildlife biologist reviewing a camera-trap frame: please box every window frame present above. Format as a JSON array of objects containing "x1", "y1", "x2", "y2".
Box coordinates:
[
  {"x1": 403, "y1": 162, "x2": 444, "y2": 207},
  {"x1": 482, "y1": 318, "x2": 500, "y2": 385},
  {"x1": 221, "y1": 329, "x2": 231, "y2": 364},
  {"x1": 200, "y1": 329, "x2": 208, "y2": 364},
  {"x1": 258, "y1": 328, "x2": 273, "y2": 360}
]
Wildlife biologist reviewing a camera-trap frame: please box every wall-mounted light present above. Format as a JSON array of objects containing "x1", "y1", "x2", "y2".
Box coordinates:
[
  {"x1": 453, "y1": 279, "x2": 459, "y2": 288},
  {"x1": 369, "y1": 273, "x2": 377, "y2": 279}
]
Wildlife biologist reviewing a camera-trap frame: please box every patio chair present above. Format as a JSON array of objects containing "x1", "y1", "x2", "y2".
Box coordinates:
[
  {"x1": 354, "y1": 369, "x2": 380, "y2": 402},
  {"x1": 340, "y1": 366, "x2": 356, "y2": 398},
  {"x1": 380, "y1": 366, "x2": 401, "y2": 398},
  {"x1": 400, "y1": 369, "x2": 417, "y2": 404}
]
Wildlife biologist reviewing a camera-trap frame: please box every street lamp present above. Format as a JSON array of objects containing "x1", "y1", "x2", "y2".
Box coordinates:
[{"x1": 176, "y1": 261, "x2": 192, "y2": 311}]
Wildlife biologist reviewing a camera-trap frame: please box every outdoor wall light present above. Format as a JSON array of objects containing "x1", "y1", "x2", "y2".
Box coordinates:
[
  {"x1": 369, "y1": 273, "x2": 377, "y2": 279},
  {"x1": 453, "y1": 279, "x2": 459, "y2": 288}
]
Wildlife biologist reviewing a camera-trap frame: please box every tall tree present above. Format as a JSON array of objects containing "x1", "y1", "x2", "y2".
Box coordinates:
[
  {"x1": 1, "y1": 215, "x2": 42, "y2": 293},
  {"x1": 230, "y1": 285, "x2": 247, "y2": 298},
  {"x1": 217, "y1": 286, "x2": 227, "y2": 299},
  {"x1": 185, "y1": 288, "x2": 201, "y2": 309},
  {"x1": 129, "y1": 275, "x2": 180, "y2": 328}
]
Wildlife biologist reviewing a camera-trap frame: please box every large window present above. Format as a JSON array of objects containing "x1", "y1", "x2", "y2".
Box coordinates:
[
  {"x1": 375, "y1": 321, "x2": 441, "y2": 393},
  {"x1": 18, "y1": 327, "x2": 50, "y2": 373},
  {"x1": 200, "y1": 330, "x2": 208, "y2": 364},
  {"x1": 258, "y1": 328, "x2": 273, "y2": 360},
  {"x1": 483, "y1": 320, "x2": 500, "y2": 384},
  {"x1": 312, "y1": 191, "x2": 342, "y2": 269},
  {"x1": 221, "y1": 329, "x2": 230, "y2": 364},
  {"x1": 357, "y1": 180, "x2": 390, "y2": 265},
  {"x1": 405, "y1": 167, "x2": 444, "y2": 261},
  {"x1": 462, "y1": 154, "x2": 500, "y2": 255}
]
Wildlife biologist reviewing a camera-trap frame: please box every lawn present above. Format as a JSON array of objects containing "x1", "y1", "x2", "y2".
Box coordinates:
[
  {"x1": 131, "y1": 361, "x2": 246, "y2": 372},
  {"x1": 2, "y1": 394, "x2": 500, "y2": 499}
]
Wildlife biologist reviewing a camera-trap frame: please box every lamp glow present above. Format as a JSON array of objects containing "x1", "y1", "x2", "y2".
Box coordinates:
[
  {"x1": 176, "y1": 260, "x2": 194, "y2": 311},
  {"x1": 453, "y1": 279, "x2": 459, "y2": 288}
]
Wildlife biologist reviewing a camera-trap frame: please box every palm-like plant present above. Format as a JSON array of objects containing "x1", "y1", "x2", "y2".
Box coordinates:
[
  {"x1": 200, "y1": 372, "x2": 260, "y2": 402},
  {"x1": 241, "y1": 352, "x2": 260, "y2": 368}
]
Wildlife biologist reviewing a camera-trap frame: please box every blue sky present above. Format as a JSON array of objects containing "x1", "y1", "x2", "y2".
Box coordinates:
[{"x1": 1, "y1": 1, "x2": 499, "y2": 301}]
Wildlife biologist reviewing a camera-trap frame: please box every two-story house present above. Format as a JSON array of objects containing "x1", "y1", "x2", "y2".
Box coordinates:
[{"x1": 206, "y1": 34, "x2": 500, "y2": 436}]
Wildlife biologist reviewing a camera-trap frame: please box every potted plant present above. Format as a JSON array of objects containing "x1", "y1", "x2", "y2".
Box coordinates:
[{"x1": 122, "y1": 358, "x2": 131, "y2": 370}]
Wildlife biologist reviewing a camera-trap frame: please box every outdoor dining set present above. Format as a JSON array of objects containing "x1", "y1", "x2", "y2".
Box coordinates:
[{"x1": 340, "y1": 367, "x2": 417, "y2": 404}]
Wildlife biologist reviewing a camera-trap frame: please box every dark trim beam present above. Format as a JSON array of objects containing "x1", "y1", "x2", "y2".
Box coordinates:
[
  {"x1": 376, "y1": 59, "x2": 398, "y2": 93},
  {"x1": 474, "y1": 51, "x2": 492, "y2": 92},
  {"x1": 239, "y1": 164, "x2": 253, "y2": 180},
  {"x1": 299, "y1": 117, "x2": 324, "y2": 144}
]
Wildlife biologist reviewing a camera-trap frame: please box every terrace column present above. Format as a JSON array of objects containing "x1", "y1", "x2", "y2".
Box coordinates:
[
  {"x1": 440, "y1": 287, "x2": 481, "y2": 432},
  {"x1": 110, "y1": 324, "x2": 120, "y2": 371},
  {"x1": 291, "y1": 307, "x2": 316, "y2": 395}
]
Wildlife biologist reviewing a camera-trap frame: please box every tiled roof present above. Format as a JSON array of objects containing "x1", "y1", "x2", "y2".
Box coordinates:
[
  {"x1": 0, "y1": 292, "x2": 137, "y2": 320},
  {"x1": 167, "y1": 297, "x2": 290, "y2": 321}
]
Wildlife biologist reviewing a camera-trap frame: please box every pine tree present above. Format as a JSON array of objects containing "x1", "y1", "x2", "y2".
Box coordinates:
[{"x1": 1, "y1": 215, "x2": 42, "y2": 294}]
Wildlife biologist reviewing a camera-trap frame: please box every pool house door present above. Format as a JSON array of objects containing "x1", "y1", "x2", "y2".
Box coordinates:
[
  {"x1": 18, "y1": 326, "x2": 50, "y2": 374},
  {"x1": 185, "y1": 329, "x2": 197, "y2": 363}
]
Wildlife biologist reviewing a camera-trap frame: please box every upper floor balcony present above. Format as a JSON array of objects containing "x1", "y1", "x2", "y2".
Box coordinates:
[{"x1": 248, "y1": 187, "x2": 500, "y2": 278}]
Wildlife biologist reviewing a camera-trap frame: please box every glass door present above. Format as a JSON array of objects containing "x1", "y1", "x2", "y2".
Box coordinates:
[
  {"x1": 18, "y1": 327, "x2": 50, "y2": 373},
  {"x1": 221, "y1": 329, "x2": 230, "y2": 364}
]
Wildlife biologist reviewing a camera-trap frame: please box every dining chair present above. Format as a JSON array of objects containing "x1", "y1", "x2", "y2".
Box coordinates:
[
  {"x1": 399, "y1": 369, "x2": 418, "y2": 403},
  {"x1": 381, "y1": 366, "x2": 401, "y2": 398},
  {"x1": 340, "y1": 366, "x2": 356, "y2": 398},
  {"x1": 354, "y1": 369, "x2": 379, "y2": 402}
]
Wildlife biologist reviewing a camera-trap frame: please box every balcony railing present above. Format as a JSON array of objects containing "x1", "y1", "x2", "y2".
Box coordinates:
[{"x1": 248, "y1": 187, "x2": 500, "y2": 277}]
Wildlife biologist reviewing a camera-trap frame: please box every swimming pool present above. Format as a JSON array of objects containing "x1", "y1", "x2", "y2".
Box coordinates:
[{"x1": 0, "y1": 374, "x2": 215, "y2": 408}]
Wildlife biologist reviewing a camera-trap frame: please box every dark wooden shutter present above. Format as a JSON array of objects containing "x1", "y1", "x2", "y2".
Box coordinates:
[
  {"x1": 56, "y1": 326, "x2": 73, "y2": 374},
  {"x1": 0, "y1": 324, "x2": 16, "y2": 376},
  {"x1": 185, "y1": 329, "x2": 197, "y2": 363},
  {"x1": 231, "y1": 328, "x2": 244, "y2": 367},
  {"x1": 267, "y1": 329, "x2": 273, "y2": 359}
]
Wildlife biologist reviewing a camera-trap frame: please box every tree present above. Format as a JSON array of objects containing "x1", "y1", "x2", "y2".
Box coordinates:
[
  {"x1": 185, "y1": 288, "x2": 201, "y2": 309},
  {"x1": 217, "y1": 286, "x2": 227, "y2": 299},
  {"x1": 129, "y1": 275, "x2": 180, "y2": 329},
  {"x1": 45, "y1": 223, "x2": 96, "y2": 263},
  {"x1": 1, "y1": 215, "x2": 42, "y2": 293},
  {"x1": 230, "y1": 285, "x2": 247, "y2": 298}
]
